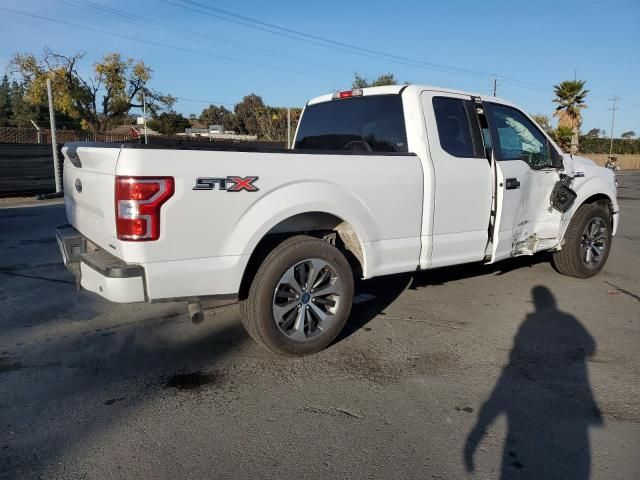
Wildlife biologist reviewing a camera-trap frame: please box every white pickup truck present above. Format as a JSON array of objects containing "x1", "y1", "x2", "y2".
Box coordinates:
[{"x1": 56, "y1": 84, "x2": 618, "y2": 355}]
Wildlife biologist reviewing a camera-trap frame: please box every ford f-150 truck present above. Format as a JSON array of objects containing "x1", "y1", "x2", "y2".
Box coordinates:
[{"x1": 56, "y1": 84, "x2": 618, "y2": 356}]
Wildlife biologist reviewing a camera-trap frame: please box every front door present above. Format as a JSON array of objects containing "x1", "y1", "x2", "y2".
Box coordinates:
[
  {"x1": 483, "y1": 102, "x2": 564, "y2": 261},
  {"x1": 421, "y1": 91, "x2": 493, "y2": 268}
]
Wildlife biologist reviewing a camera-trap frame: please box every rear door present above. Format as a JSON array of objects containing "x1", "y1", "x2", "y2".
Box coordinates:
[
  {"x1": 421, "y1": 92, "x2": 493, "y2": 268},
  {"x1": 483, "y1": 102, "x2": 563, "y2": 260},
  {"x1": 62, "y1": 143, "x2": 121, "y2": 253}
]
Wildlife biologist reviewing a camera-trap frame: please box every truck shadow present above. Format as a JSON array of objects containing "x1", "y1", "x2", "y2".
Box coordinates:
[{"x1": 338, "y1": 254, "x2": 550, "y2": 343}]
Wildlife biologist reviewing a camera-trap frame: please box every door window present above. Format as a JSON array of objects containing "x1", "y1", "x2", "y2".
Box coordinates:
[
  {"x1": 485, "y1": 103, "x2": 551, "y2": 168},
  {"x1": 432, "y1": 97, "x2": 476, "y2": 158}
]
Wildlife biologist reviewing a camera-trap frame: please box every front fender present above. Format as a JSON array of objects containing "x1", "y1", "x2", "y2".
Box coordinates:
[{"x1": 561, "y1": 171, "x2": 619, "y2": 240}]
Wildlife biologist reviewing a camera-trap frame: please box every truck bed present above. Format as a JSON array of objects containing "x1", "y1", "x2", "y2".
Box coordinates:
[{"x1": 61, "y1": 141, "x2": 424, "y2": 300}]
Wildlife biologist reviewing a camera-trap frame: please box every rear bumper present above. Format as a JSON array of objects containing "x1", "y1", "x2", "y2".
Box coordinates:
[{"x1": 56, "y1": 224, "x2": 146, "y2": 303}]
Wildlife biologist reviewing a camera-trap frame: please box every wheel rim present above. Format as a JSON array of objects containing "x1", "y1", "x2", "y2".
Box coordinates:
[
  {"x1": 581, "y1": 217, "x2": 608, "y2": 269},
  {"x1": 272, "y1": 258, "x2": 344, "y2": 341}
]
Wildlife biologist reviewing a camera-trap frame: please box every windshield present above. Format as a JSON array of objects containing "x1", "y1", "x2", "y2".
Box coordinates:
[{"x1": 294, "y1": 95, "x2": 408, "y2": 152}]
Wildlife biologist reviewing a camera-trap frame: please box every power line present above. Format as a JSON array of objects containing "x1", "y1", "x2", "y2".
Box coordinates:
[
  {"x1": 0, "y1": 6, "x2": 342, "y2": 82},
  {"x1": 6, "y1": 4, "x2": 640, "y2": 114},
  {"x1": 180, "y1": 0, "x2": 496, "y2": 77},
  {"x1": 168, "y1": 0, "x2": 640, "y2": 111},
  {"x1": 619, "y1": 97, "x2": 640, "y2": 110},
  {"x1": 175, "y1": 97, "x2": 235, "y2": 106},
  {"x1": 161, "y1": 0, "x2": 493, "y2": 79},
  {"x1": 61, "y1": 0, "x2": 306, "y2": 63}
]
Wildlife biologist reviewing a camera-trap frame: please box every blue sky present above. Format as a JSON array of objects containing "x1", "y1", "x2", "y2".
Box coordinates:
[{"x1": 1, "y1": 0, "x2": 638, "y2": 135}]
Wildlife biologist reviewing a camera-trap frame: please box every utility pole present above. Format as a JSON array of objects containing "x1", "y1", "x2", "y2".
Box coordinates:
[
  {"x1": 491, "y1": 75, "x2": 498, "y2": 97},
  {"x1": 287, "y1": 107, "x2": 291, "y2": 149},
  {"x1": 46, "y1": 78, "x2": 62, "y2": 193},
  {"x1": 609, "y1": 96, "x2": 618, "y2": 156},
  {"x1": 143, "y1": 92, "x2": 148, "y2": 145}
]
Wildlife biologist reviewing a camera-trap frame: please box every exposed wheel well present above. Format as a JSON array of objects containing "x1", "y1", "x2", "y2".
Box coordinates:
[
  {"x1": 581, "y1": 193, "x2": 613, "y2": 225},
  {"x1": 238, "y1": 212, "x2": 364, "y2": 300},
  {"x1": 582, "y1": 193, "x2": 612, "y2": 209}
]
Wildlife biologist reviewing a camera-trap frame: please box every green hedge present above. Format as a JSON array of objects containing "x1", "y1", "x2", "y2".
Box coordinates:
[{"x1": 579, "y1": 136, "x2": 640, "y2": 154}]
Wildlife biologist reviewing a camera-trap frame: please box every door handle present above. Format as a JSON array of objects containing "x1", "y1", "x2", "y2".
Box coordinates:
[{"x1": 505, "y1": 178, "x2": 520, "y2": 190}]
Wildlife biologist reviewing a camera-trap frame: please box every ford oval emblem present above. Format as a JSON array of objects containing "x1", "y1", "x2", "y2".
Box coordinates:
[{"x1": 75, "y1": 178, "x2": 82, "y2": 193}]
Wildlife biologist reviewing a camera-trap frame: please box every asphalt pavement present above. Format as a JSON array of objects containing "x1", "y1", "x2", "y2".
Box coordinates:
[{"x1": 1, "y1": 172, "x2": 639, "y2": 479}]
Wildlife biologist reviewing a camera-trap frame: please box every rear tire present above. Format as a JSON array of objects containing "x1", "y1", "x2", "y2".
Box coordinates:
[
  {"x1": 552, "y1": 204, "x2": 612, "y2": 278},
  {"x1": 240, "y1": 235, "x2": 354, "y2": 356}
]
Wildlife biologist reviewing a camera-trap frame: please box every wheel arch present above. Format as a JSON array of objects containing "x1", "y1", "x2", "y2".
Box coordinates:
[
  {"x1": 237, "y1": 211, "x2": 368, "y2": 300},
  {"x1": 560, "y1": 177, "x2": 618, "y2": 243}
]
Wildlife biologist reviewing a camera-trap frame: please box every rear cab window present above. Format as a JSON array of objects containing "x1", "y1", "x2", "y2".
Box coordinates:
[{"x1": 294, "y1": 95, "x2": 408, "y2": 152}]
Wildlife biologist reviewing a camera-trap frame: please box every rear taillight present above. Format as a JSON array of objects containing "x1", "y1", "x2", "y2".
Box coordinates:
[{"x1": 115, "y1": 176, "x2": 174, "y2": 241}]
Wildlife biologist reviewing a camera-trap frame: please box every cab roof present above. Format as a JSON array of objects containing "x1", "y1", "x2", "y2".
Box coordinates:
[{"x1": 307, "y1": 84, "x2": 517, "y2": 109}]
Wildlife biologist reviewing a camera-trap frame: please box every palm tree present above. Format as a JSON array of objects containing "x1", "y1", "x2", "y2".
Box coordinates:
[{"x1": 553, "y1": 80, "x2": 589, "y2": 154}]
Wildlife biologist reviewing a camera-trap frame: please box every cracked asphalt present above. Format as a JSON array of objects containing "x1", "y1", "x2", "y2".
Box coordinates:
[{"x1": 1, "y1": 172, "x2": 639, "y2": 479}]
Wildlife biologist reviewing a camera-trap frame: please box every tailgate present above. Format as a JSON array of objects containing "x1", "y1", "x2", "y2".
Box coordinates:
[{"x1": 62, "y1": 143, "x2": 122, "y2": 253}]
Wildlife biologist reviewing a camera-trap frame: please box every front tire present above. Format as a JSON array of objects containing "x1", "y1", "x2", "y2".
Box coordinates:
[
  {"x1": 240, "y1": 235, "x2": 354, "y2": 356},
  {"x1": 552, "y1": 204, "x2": 612, "y2": 278}
]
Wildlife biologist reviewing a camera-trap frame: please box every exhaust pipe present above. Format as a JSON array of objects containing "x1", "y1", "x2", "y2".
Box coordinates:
[{"x1": 188, "y1": 301, "x2": 204, "y2": 324}]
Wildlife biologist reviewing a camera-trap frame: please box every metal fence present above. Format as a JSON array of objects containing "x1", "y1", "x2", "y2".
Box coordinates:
[
  {"x1": 0, "y1": 131, "x2": 286, "y2": 196},
  {"x1": 0, "y1": 144, "x2": 63, "y2": 196},
  {"x1": 0, "y1": 127, "x2": 134, "y2": 144}
]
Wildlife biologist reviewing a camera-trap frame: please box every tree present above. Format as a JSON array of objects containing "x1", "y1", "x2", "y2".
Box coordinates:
[
  {"x1": 352, "y1": 72, "x2": 398, "y2": 89},
  {"x1": 200, "y1": 104, "x2": 232, "y2": 129},
  {"x1": 621, "y1": 131, "x2": 636, "y2": 139},
  {"x1": 233, "y1": 94, "x2": 265, "y2": 135},
  {"x1": 253, "y1": 107, "x2": 302, "y2": 142},
  {"x1": 551, "y1": 126, "x2": 573, "y2": 152},
  {"x1": 0, "y1": 75, "x2": 12, "y2": 127},
  {"x1": 531, "y1": 114, "x2": 552, "y2": 133},
  {"x1": 147, "y1": 111, "x2": 191, "y2": 135},
  {"x1": 8, "y1": 79, "x2": 44, "y2": 128},
  {"x1": 585, "y1": 128, "x2": 603, "y2": 138},
  {"x1": 11, "y1": 49, "x2": 175, "y2": 132},
  {"x1": 553, "y1": 79, "x2": 588, "y2": 153}
]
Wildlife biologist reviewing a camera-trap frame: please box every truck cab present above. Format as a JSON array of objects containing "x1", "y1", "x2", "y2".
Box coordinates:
[{"x1": 299, "y1": 85, "x2": 617, "y2": 270}]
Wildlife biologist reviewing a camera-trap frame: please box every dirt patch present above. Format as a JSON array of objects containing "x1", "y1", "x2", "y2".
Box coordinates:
[
  {"x1": 0, "y1": 358, "x2": 23, "y2": 373},
  {"x1": 164, "y1": 370, "x2": 225, "y2": 391}
]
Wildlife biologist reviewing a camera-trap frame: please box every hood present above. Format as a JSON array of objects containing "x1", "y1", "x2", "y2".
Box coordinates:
[
  {"x1": 572, "y1": 155, "x2": 597, "y2": 170},
  {"x1": 563, "y1": 154, "x2": 604, "y2": 178}
]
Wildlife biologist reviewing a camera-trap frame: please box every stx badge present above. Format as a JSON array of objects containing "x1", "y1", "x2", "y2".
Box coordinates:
[{"x1": 193, "y1": 176, "x2": 259, "y2": 192}]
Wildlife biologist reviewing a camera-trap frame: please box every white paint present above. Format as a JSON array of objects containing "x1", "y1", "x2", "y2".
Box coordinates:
[{"x1": 80, "y1": 262, "x2": 145, "y2": 303}]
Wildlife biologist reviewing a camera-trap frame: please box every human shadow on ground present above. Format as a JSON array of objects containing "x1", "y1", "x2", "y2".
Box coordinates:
[{"x1": 464, "y1": 286, "x2": 603, "y2": 479}]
